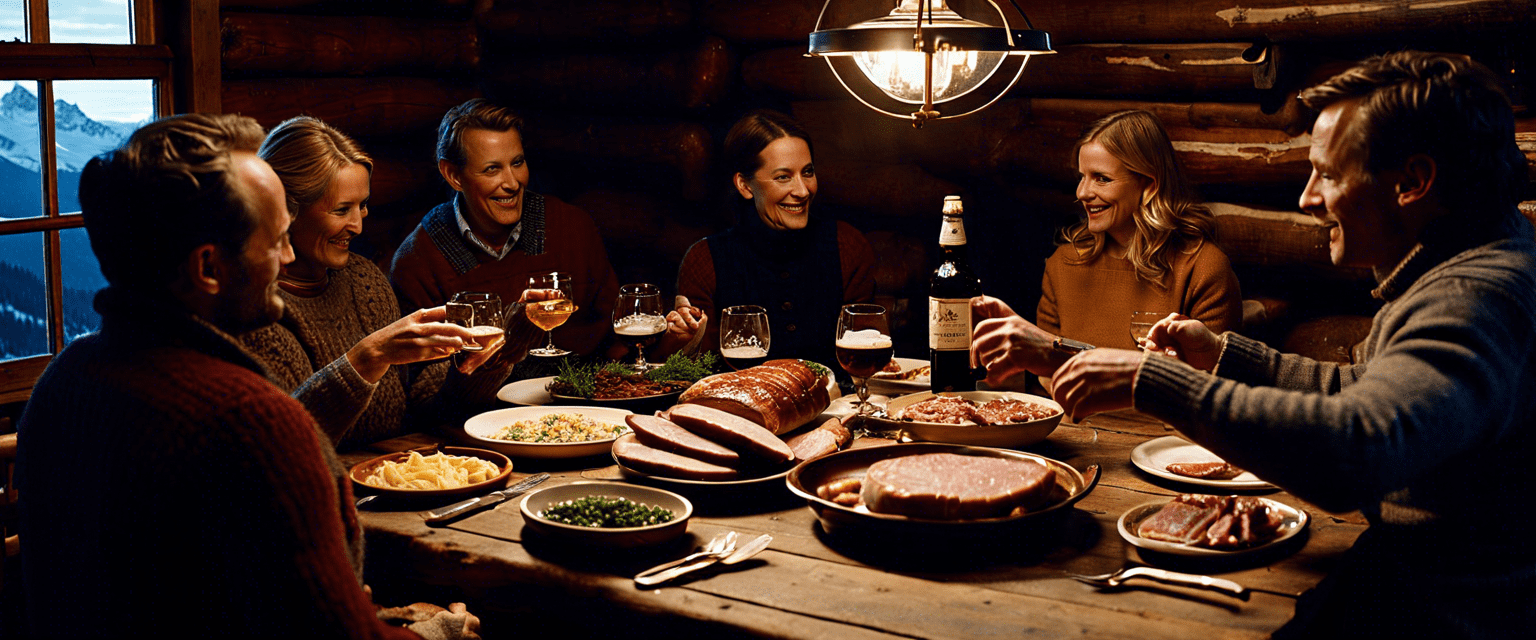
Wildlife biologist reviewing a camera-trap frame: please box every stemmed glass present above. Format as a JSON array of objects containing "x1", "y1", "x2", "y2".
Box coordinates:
[
  {"x1": 1129, "y1": 311, "x2": 1162, "y2": 351},
  {"x1": 835, "y1": 304, "x2": 892, "y2": 421},
  {"x1": 612, "y1": 283, "x2": 667, "y2": 371},
  {"x1": 719, "y1": 305, "x2": 770, "y2": 371},
  {"x1": 446, "y1": 292, "x2": 504, "y2": 353},
  {"x1": 524, "y1": 272, "x2": 576, "y2": 357}
]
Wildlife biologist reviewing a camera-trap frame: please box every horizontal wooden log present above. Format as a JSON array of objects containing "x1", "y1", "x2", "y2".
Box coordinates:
[
  {"x1": 478, "y1": 0, "x2": 693, "y2": 45},
  {"x1": 528, "y1": 117, "x2": 713, "y2": 202},
  {"x1": 0, "y1": 43, "x2": 172, "y2": 80},
  {"x1": 221, "y1": 12, "x2": 477, "y2": 76},
  {"x1": 705, "y1": 0, "x2": 1532, "y2": 44},
  {"x1": 812, "y1": 160, "x2": 963, "y2": 220},
  {"x1": 794, "y1": 98, "x2": 1033, "y2": 181},
  {"x1": 222, "y1": 77, "x2": 478, "y2": 138},
  {"x1": 482, "y1": 37, "x2": 733, "y2": 113},
  {"x1": 568, "y1": 190, "x2": 716, "y2": 264},
  {"x1": 746, "y1": 43, "x2": 1272, "y2": 102},
  {"x1": 220, "y1": 0, "x2": 469, "y2": 12}
]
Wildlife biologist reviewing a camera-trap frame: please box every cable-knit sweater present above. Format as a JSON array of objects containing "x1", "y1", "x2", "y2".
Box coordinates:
[
  {"x1": 16, "y1": 288, "x2": 415, "y2": 639},
  {"x1": 239, "y1": 253, "x2": 510, "y2": 450},
  {"x1": 1133, "y1": 212, "x2": 1536, "y2": 638}
]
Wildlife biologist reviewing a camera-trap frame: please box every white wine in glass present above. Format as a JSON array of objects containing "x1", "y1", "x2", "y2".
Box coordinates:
[
  {"x1": 525, "y1": 272, "x2": 576, "y2": 357},
  {"x1": 719, "y1": 305, "x2": 770, "y2": 371},
  {"x1": 447, "y1": 292, "x2": 504, "y2": 352},
  {"x1": 1129, "y1": 311, "x2": 1162, "y2": 351}
]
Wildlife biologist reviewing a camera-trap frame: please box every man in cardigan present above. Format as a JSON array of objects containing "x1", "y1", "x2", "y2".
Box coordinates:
[
  {"x1": 15, "y1": 114, "x2": 475, "y2": 639},
  {"x1": 1050, "y1": 52, "x2": 1536, "y2": 638},
  {"x1": 389, "y1": 99, "x2": 620, "y2": 361}
]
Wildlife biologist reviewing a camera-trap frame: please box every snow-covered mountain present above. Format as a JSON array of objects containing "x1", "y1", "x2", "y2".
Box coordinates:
[{"x1": 0, "y1": 84, "x2": 142, "y2": 174}]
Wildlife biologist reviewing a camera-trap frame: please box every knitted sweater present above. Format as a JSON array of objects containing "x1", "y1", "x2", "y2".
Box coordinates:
[
  {"x1": 239, "y1": 253, "x2": 509, "y2": 450},
  {"x1": 16, "y1": 288, "x2": 415, "y2": 639},
  {"x1": 389, "y1": 192, "x2": 620, "y2": 358},
  {"x1": 1134, "y1": 212, "x2": 1536, "y2": 637},
  {"x1": 1038, "y1": 238, "x2": 1242, "y2": 350}
]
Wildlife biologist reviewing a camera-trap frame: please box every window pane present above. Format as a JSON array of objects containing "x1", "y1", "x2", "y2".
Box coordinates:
[
  {"x1": 0, "y1": 231, "x2": 49, "y2": 361},
  {"x1": 59, "y1": 226, "x2": 103, "y2": 343},
  {"x1": 48, "y1": 0, "x2": 131, "y2": 44},
  {"x1": 52, "y1": 79, "x2": 150, "y2": 214},
  {"x1": 0, "y1": 81, "x2": 43, "y2": 220},
  {"x1": 0, "y1": 0, "x2": 23, "y2": 42}
]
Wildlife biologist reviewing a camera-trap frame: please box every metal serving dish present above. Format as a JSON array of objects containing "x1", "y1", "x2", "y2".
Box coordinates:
[
  {"x1": 786, "y1": 443, "x2": 1099, "y2": 538},
  {"x1": 870, "y1": 391, "x2": 1064, "y2": 448}
]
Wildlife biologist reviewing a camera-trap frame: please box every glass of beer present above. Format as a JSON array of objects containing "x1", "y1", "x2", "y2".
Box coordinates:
[
  {"x1": 612, "y1": 283, "x2": 667, "y2": 372},
  {"x1": 835, "y1": 303, "x2": 893, "y2": 420},
  {"x1": 525, "y1": 272, "x2": 577, "y2": 357},
  {"x1": 720, "y1": 305, "x2": 770, "y2": 371},
  {"x1": 446, "y1": 292, "x2": 504, "y2": 352}
]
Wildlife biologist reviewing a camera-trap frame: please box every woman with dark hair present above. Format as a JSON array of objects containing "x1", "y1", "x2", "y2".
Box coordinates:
[
  {"x1": 239, "y1": 116, "x2": 522, "y2": 450},
  {"x1": 661, "y1": 109, "x2": 876, "y2": 367},
  {"x1": 974, "y1": 110, "x2": 1241, "y2": 389}
]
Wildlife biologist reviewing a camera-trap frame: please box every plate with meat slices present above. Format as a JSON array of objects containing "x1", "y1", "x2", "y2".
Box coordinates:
[
  {"x1": 867, "y1": 357, "x2": 930, "y2": 396},
  {"x1": 611, "y1": 405, "x2": 855, "y2": 490},
  {"x1": 1131, "y1": 436, "x2": 1273, "y2": 489},
  {"x1": 1118, "y1": 495, "x2": 1308, "y2": 557},
  {"x1": 869, "y1": 391, "x2": 1064, "y2": 448}
]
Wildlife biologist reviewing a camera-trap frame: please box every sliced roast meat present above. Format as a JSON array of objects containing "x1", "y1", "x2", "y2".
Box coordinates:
[
  {"x1": 667, "y1": 403, "x2": 795, "y2": 464},
  {"x1": 784, "y1": 417, "x2": 853, "y2": 462},
  {"x1": 612, "y1": 433, "x2": 738, "y2": 481},
  {"x1": 678, "y1": 359, "x2": 831, "y2": 434},
  {"x1": 626, "y1": 414, "x2": 741, "y2": 467},
  {"x1": 1166, "y1": 461, "x2": 1244, "y2": 480},
  {"x1": 859, "y1": 453, "x2": 1056, "y2": 520},
  {"x1": 1136, "y1": 494, "x2": 1225, "y2": 544}
]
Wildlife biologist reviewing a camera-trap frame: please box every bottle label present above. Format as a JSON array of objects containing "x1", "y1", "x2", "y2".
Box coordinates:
[
  {"x1": 929, "y1": 297, "x2": 973, "y2": 350},
  {"x1": 938, "y1": 216, "x2": 966, "y2": 247}
]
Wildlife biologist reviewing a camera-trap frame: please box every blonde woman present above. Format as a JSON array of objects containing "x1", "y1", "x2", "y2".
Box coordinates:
[
  {"x1": 240, "y1": 116, "x2": 531, "y2": 450},
  {"x1": 973, "y1": 110, "x2": 1241, "y2": 389}
]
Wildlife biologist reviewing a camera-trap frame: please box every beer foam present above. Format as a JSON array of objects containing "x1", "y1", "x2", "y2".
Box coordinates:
[{"x1": 837, "y1": 328, "x2": 892, "y2": 349}]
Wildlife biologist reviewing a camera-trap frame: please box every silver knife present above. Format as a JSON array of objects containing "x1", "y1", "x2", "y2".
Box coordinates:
[{"x1": 423, "y1": 473, "x2": 550, "y2": 524}]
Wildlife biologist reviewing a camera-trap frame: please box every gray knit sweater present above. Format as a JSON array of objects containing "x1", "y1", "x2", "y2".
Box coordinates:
[
  {"x1": 1134, "y1": 211, "x2": 1536, "y2": 637},
  {"x1": 240, "y1": 253, "x2": 511, "y2": 450}
]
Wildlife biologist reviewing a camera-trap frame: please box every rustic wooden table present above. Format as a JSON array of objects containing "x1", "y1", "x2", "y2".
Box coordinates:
[{"x1": 344, "y1": 409, "x2": 1367, "y2": 639}]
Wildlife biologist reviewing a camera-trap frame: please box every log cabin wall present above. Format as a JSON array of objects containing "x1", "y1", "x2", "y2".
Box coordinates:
[{"x1": 220, "y1": 0, "x2": 1535, "y2": 359}]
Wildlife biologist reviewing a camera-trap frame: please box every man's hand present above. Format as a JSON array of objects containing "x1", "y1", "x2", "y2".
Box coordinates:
[
  {"x1": 1050, "y1": 348, "x2": 1144, "y2": 421},
  {"x1": 665, "y1": 296, "x2": 707, "y2": 347},
  {"x1": 1143, "y1": 313, "x2": 1222, "y2": 372},
  {"x1": 347, "y1": 307, "x2": 475, "y2": 383},
  {"x1": 971, "y1": 296, "x2": 1063, "y2": 386}
]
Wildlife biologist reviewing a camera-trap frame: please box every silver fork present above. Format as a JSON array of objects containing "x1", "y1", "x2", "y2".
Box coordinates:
[
  {"x1": 634, "y1": 531, "x2": 738, "y2": 586},
  {"x1": 1068, "y1": 566, "x2": 1294, "y2": 600}
]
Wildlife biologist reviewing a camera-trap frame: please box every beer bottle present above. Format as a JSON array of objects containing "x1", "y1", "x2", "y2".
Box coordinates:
[{"x1": 929, "y1": 196, "x2": 981, "y2": 392}]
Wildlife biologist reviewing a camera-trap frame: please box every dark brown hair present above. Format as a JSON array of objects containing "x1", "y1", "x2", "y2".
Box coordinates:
[
  {"x1": 436, "y1": 98, "x2": 525, "y2": 168},
  {"x1": 722, "y1": 109, "x2": 814, "y2": 181},
  {"x1": 1299, "y1": 51, "x2": 1524, "y2": 213},
  {"x1": 80, "y1": 113, "x2": 266, "y2": 289}
]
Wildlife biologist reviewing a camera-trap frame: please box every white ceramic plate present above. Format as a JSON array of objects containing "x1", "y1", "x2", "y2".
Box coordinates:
[
  {"x1": 497, "y1": 376, "x2": 556, "y2": 406},
  {"x1": 462, "y1": 406, "x2": 633, "y2": 459},
  {"x1": 867, "y1": 356, "x2": 930, "y2": 396},
  {"x1": 1117, "y1": 497, "x2": 1309, "y2": 557},
  {"x1": 1130, "y1": 436, "x2": 1273, "y2": 489}
]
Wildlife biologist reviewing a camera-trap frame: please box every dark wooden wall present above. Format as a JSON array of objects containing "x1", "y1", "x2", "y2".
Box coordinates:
[{"x1": 220, "y1": 0, "x2": 1535, "y2": 356}]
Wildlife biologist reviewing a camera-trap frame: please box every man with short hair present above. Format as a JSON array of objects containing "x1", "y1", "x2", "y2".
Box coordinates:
[
  {"x1": 389, "y1": 99, "x2": 620, "y2": 360},
  {"x1": 1044, "y1": 51, "x2": 1536, "y2": 637},
  {"x1": 16, "y1": 113, "x2": 475, "y2": 639}
]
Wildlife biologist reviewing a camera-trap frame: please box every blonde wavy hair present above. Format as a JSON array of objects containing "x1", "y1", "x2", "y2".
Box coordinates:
[
  {"x1": 257, "y1": 116, "x2": 373, "y2": 217},
  {"x1": 1062, "y1": 110, "x2": 1216, "y2": 287}
]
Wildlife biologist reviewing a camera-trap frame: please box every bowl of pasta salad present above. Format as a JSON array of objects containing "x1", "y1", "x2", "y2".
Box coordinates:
[
  {"x1": 462, "y1": 406, "x2": 634, "y2": 459},
  {"x1": 348, "y1": 446, "x2": 513, "y2": 500}
]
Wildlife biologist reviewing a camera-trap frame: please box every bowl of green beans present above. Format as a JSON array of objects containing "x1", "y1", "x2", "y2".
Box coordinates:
[{"x1": 520, "y1": 481, "x2": 693, "y2": 547}]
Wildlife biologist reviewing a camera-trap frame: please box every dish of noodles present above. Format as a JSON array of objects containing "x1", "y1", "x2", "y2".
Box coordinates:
[
  {"x1": 463, "y1": 406, "x2": 636, "y2": 459},
  {"x1": 348, "y1": 446, "x2": 513, "y2": 498},
  {"x1": 491, "y1": 412, "x2": 630, "y2": 444}
]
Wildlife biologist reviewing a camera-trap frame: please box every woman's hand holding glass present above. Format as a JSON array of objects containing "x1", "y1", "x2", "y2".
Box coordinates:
[{"x1": 346, "y1": 306, "x2": 496, "y2": 383}]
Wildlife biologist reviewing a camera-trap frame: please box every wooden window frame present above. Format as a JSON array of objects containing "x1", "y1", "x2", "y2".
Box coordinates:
[{"x1": 0, "y1": 0, "x2": 220, "y2": 404}]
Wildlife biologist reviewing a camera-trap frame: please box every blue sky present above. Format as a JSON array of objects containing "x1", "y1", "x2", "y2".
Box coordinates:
[{"x1": 2, "y1": 1, "x2": 150, "y2": 122}]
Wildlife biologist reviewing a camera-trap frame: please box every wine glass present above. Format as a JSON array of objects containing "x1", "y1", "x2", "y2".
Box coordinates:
[
  {"x1": 524, "y1": 272, "x2": 576, "y2": 357},
  {"x1": 612, "y1": 283, "x2": 667, "y2": 371},
  {"x1": 835, "y1": 304, "x2": 892, "y2": 421},
  {"x1": 719, "y1": 305, "x2": 770, "y2": 371},
  {"x1": 446, "y1": 292, "x2": 504, "y2": 352},
  {"x1": 1129, "y1": 311, "x2": 1162, "y2": 351}
]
